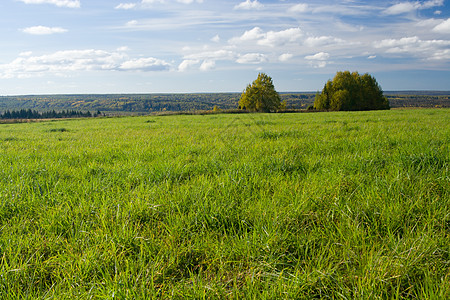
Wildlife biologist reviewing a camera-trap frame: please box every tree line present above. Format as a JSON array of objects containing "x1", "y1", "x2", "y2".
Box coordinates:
[
  {"x1": 0, "y1": 109, "x2": 102, "y2": 119},
  {"x1": 0, "y1": 93, "x2": 316, "y2": 113}
]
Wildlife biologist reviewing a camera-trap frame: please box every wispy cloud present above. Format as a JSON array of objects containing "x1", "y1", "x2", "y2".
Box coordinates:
[
  {"x1": 121, "y1": 0, "x2": 203, "y2": 9},
  {"x1": 184, "y1": 49, "x2": 236, "y2": 61},
  {"x1": 383, "y1": 2, "x2": 420, "y2": 15},
  {"x1": 18, "y1": 0, "x2": 80, "y2": 8},
  {"x1": 22, "y1": 26, "x2": 68, "y2": 35},
  {"x1": 288, "y1": 3, "x2": 309, "y2": 13}
]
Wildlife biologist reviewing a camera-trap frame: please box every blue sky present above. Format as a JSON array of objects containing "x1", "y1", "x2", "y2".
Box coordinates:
[{"x1": 0, "y1": 0, "x2": 449, "y2": 94}]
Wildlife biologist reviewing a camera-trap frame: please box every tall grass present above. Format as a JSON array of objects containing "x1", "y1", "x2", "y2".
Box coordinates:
[{"x1": 0, "y1": 109, "x2": 448, "y2": 298}]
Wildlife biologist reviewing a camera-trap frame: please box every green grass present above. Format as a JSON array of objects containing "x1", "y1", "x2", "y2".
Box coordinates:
[{"x1": 0, "y1": 109, "x2": 448, "y2": 299}]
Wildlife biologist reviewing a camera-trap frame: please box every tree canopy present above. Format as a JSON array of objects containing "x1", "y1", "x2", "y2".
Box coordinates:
[
  {"x1": 238, "y1": 73, "x2": 281, "y2": 112},
  {"x1": 314, "y1": 71, "x2": 390, "y2": 111}
]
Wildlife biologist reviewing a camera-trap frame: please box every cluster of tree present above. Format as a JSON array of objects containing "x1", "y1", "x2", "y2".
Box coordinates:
[
  {"x1": 0, "y1": 109, "x2": 101, "y2": 119},
  {"x1": 238, "y1": 73, "x2": 283, "y2": 112},
  {"x1": 314, "y1": 71, "x2": 390, "y2": 111}
]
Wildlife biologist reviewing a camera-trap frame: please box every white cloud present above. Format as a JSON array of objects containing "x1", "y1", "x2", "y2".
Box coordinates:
[
  {"x1": 422, "y1": 0, "x2": 444, "y2": 9},
  {"x1": 117, "y1": 46, "x2": 131, "y2": 52},
  {"x1": 376, "y1": 36, "x2": 420, "y2": 48},
  {"x1": 230, "y1": 27, "x2": 303, "y2": 47},
  {"x1": 200, "y1": 60, "x2": 215, "y2": 71},
  {"x1": 416, "y1": 18, "x2": 441, "y2": 27},
  {"x1": 433, "y1": 18, "x2": 450, "y2": 33},
  {"x1": 305, "y1": 52, "x2": 330, "y2": 61},
  {"x1": 179, "y1": 49, "x2": 234, "y2": 71},
  {"x1": 335, "y1": 21, "x2": 365, "y2": 32},
  {"x1": 120, "y1": 58, "x2": 170, "y2": 71},
  {"x1": 181, "y1": 48, "x2": 272, "y2": 67},
  {"x1": 258, "y1": 28, "x2": 303, "y2": 47},
  {"x1": 18, "y1": 0, "x2": 80, "y2": 8},
  {"x1": 305, "y1": 52, "x2": 330, "y2": 68},
  {"x1": 19, "y1": 51, "x2": 33, "y2": 57},
  {"x1": 115, "y1": 3, "x2": 137, "y2": 9},
  {"x1": 289, "y1": 3, "x2": 309, "y2": 13},
  {"x1": 279, "y1": 53, "x2": 293, "y2": 62},
  {"x1": 375, "y1": 36, "x2": 450, "y2": 60},
  {"x1": 126, "y1": 20, "x2": 139, "y2": 27},
  {"x1": 211, "y1": 35, "x2": 220, "y2": 43},
  {"x1": 383, "y1": 0, "x2": 444, "y2": 15},
  {"x1": 231, "y1": 27, "x2": 264, "y2": 43},
  {"x1": 177, "y1": 0, "x2": 204, "y2": 3},
  {"x1": 22, "y1": 26, "x2": 67, "y2": 35},
  {"x1": 368, "y1": 55, "x2": 377, "y2": 59},
  {"x1": 184, "y1": 49, "x2": 235, "y2": 61},
  {"x1": 140, "y1": 0, "x2": 202, "y2": 5},
  {"x1": 178, "y1": 59, "x2": 199, "y2": 72},
  {"x1": 304, "y1": 36, "x2": 345, "y2": 47},
  {"x1": 234, "y1": 0, "x2": 263, "y2": 10},
  {"x1": 141, "y1": 0, "x2": 164, "y2": 4},
  {"x1": 236, "y1": 53, "x2": 267, "y2": 64},
  {"x1": 429, "y1": 49, "x2": 450, "y2": 60},
  {"x1": 0, "y1": 49, "x2": 170, "y2": 79}
]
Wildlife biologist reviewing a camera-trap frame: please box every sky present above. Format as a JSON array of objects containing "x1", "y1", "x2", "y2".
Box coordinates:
[{"x1": 0, "y1": 0, "x2": 449, "y2": 95}]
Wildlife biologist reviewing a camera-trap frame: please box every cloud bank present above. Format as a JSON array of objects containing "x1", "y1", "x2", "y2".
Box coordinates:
[
  {"x1": 0, "y1": 49, "x2": 171, "y2": 79},
  {"x1": 22, "y1": 26, "x2": 68, "y2": 35}
]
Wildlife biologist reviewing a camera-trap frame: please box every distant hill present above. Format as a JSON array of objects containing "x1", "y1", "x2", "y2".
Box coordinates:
[
  {"x1": 0, "y1": 92, "x2": 448, "y2": 115},
  {"x1": 384, "y1": 91, "x2": 450, "y2": 108},
  {"x1": 385, "y1": 91, "x2": 450, "y2": 96}
]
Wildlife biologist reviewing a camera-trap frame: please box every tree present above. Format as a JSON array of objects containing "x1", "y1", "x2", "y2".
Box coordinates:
[
  {"x1": 238, "y1": 73, "x2": 281, "y2": 112},
  {"x1": 314, "y1": 71, "x2": 389, "y2": 111}
]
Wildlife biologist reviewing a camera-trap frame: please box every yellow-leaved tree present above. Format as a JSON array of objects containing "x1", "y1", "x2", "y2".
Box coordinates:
[{"x1": 238, "y1": 73, "x2": 281, "y2": 112}]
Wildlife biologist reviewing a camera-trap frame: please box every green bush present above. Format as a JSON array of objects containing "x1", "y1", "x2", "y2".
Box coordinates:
[{"x1": 314, "y1": 71, "x2": 390, "y2": 111}]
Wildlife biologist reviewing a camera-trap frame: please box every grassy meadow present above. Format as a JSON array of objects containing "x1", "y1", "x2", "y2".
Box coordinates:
[{"x1": 0, "y1": 109, "x2": 448, "y2": 299}]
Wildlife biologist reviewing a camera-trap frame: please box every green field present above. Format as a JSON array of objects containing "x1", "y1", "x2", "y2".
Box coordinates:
[{"x1": 0, "y1": 109, "x2": 448, "y2": 299}]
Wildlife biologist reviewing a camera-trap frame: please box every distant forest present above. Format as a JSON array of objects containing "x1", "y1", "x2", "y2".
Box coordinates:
[
  {"x1": 0, "y1": 92, "x2": 448, "y2": 115},
  {"x1": 0, "y1": 109, "x2": 101, "y2": 120}
]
